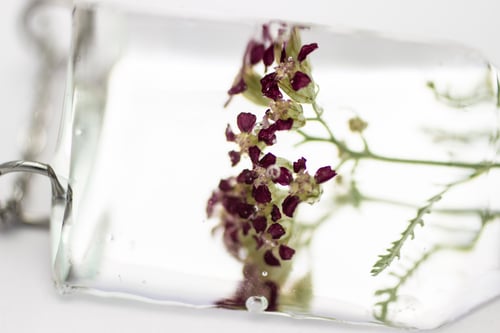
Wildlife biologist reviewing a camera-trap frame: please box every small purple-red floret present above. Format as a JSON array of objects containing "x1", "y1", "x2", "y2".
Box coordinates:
[
  {"x1": 218, "y1": 179, "x2": 233, "y2": 192},
  {"x1": 260, "y1": 73, "x2": 283, "y2": 100},
  {"x1": 297, "y1": 43, "x2": 318, "y2": 62},
  {"x1": 290, "y1": 71, "x2": 311, "y2": 91},
  {"x1": 271, "y1": 205, "x2": 282, "y2": 222},
  {"x1": 252, "y1": 216, "x2": 267, "y2": 233},
  {"x1": 273, "y1": 167, "x2": 292, "y2": 186},
  {"x1": 228, "y1": 78, "x2": 247, "y2": 95},
  {"x1": 258, "y1": 125, "x2": 277, "y2": 145},
  {"x1": 259, "y1": 152, "x2": 277, "y2": 168},
  {"x1": 225, "y1": 124, "x2": 236, "y2": 142},
  {"x1": 275, "y1": 118, "x2": 294, "y2": 131},
  {"x1": 314, "y1": 166, "x2": 337, "y2": 184},
  {"x1": 267, "y1": 223, "x2": 286, "y2": 239},
  {"x1": 249, "y1": 42, "x2": 265, "y2": 65},
  {"x1": 248, "y1": 146, "x2": 261, "y2": 164},
  {"x1": 282, "y1": 195, "x2": 300, "y2": 217},
  {"x1": 253, "y1": 184, "x2": 272, "y2": 204},
  {"x1": 279, "y1": 244, "x2": 296, "y2": 260},
  {"x1": 264, "y1": 250, "x2": 281, "y2": 266},
  {"x1": 236, "y1": 169, "x2": 258, "y2": 184},
  {"x1": 293, "y1": 157, "x2": 307, "y2": 173},
  {"x1": 263, "y1": 44, "x2": 275, "y2": 66},
  {"x1": 229, "y1": 150, "x2": 241, "y2": 166},
  {"x1": 237, "y1": 112, "x2": 257, "y2": 133}
]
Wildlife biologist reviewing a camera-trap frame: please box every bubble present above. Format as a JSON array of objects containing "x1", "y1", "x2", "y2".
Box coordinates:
[
  {"x1": 245, "y1": 296, "x2": 269, "y2": 313},
  {"x1": 261, "y1": 271, "x2": 268, "y2": 277}
]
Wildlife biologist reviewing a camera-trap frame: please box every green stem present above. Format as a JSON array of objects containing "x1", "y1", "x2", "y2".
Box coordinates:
[
  {"x1": 298, "y1": 97, "x2": 500, "y2": 170},
  {"x1": 352, "y1": 193, "x2": 500, "y2": 218},
  {"x1": 297, "y1": 133, "x2": 500, "y2": 170}
]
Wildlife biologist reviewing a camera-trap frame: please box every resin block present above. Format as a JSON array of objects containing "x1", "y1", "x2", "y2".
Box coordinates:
[{"x1": 51, "y1": 4, "x2": 500, "y2": 329}]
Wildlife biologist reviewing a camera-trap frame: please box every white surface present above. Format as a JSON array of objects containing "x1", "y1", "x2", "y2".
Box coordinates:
[{"x1": 1, "y1": 0, "x2": 500, "y2": 332}]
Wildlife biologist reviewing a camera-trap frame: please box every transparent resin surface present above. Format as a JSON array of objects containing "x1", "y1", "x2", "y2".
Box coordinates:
[{"x1": 51, "y1": 4, "x2": 500, "y2": 329}]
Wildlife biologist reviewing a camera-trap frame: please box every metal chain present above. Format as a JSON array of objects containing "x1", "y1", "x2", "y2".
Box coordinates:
[{"x1": 0, "y1": 0, "x2": 71, "y2": 228}]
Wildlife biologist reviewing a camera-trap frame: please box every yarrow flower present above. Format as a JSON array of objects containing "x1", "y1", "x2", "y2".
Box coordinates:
[
  {"x1": 226, "y1": 23, "x2": 319, "y2": 110},
  {"x1": 209, "y1": 22, "x2": 336, "y2": 311}
]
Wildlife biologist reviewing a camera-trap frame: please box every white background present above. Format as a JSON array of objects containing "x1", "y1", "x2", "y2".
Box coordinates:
[{"x1": 1, "y1": 0, "x2": 500, "y2": 332}]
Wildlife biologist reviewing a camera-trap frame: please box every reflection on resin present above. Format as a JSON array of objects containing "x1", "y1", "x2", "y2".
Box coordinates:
[{"x1": 51, "y1": 5, "x2": 500, "y2": 330}]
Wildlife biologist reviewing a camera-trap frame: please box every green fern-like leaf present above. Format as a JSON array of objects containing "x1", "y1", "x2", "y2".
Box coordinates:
[
  {"x1": 373, "y1": 210, "x2": 498, "y2": 323},
  {"x1": 370, "y1": 193, "x2": 442, "y2": 276},
  {"x1": 373, "y1": 249, "x2": 436, "y2": 322},
  {"x1": 370, "y1": 168, "x2": 487, "y2": 276}
]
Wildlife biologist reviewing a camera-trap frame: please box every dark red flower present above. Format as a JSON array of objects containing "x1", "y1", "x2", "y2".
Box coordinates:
[
  {"x1": 221, "y1": 196, "x2": 239, "y2": 215},
  {"x1": 290, "y1": 71, "x2": 311, "y2": 91},
  {"x1": 248, "y1": 146, "x2": 261, "y2": 164},
  {"x1": 271, "y1": 205, "x2": 281, "y2": 222},
  {"x1": 263, "y1": 44, "x2": 275, "y2": 66},
  {"x1": 229, "y1": 229, "x2": 239, "y2": 244},
  {"x1": 297, "y1": 43, "x2": 318, "y2": 62},
  {"x1": 282, "y1": 195, "x2": 300, "y2": 217},
  {"x1": 279, "y1": 244, "x2": 295, "y2": 260},
  {"x1": 260, "y1": 72, "x2": 283, "y2": 100},
  {"x1": 273, "y1": 167, "x2": 292, "y2": 185},
  {"x1": 229, "y1": 150, "x2": 241, "y2": 166},
  {"x1": 280, "y1": 44, "x2": 287, "y2": 62},
  {"x1": 218, "y1": 179, "x2": 233, "y2": 192},
  {"x1": 225, "y1": 124, "x2": 236, "y2": 142},
  {"x1": 222, "y1": 197, "x2": 255, "y2": 218},
  {"x1": 264, "y1": 250, "x2": 281, "y2": 266},
  {"x1": 259, "y1": 152, "x2": 276, "y2": 168},
  {"x1": 237, "y1": 169, "x2": 258, "y2": 184},
  {"x1": 237, "y1": 202, "x2": 255, "y2": 218},
  {"x1": 267, "y1": 223, "x2": 285, "y2": 239},
  {"x1": 275, "y1": 118, "x2": 294, "y2": 131},
  {"x1": 237, "y1": 112, "x2": 257, "y2": 133},
  {"x1": 293, "y1": 157, "x2": 307, "y2": 173},
  {"x1": 228, "y1": 78, "x2": 247, "y2": 95},
  {"x1": 258, "y1": 125, "x2": 277, "y2": 145},
  {"x1": 206, "y1": 192, "x2": 219, "y2": 217},
  {"x1": 249, "y1": 42, "x2": 265, "y2": 65},
  {"x1": 242, "y1": 222, "x2": 251, "y2": 235},
  {"x1": 253, "y1": 185, "x2": 272, "y2": 204},
  {"x1": 314, "y1": 166, "x2": 337, "y2": 184},
  {"x1": 251, "y1": 216, "x2": 267, "y2": 233},
  {"x1": 222, "y1": 222, "x2": 240, "y2": 257}
]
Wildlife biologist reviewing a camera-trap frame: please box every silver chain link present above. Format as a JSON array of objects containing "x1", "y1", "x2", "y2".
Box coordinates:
[{"x1": 0, "y1": 0, "x2": 71, "y2": 228}]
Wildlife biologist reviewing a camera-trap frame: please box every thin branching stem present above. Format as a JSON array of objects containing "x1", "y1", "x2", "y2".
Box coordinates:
[{"x1": 297, "y1": 132, "x2": 500, "y2": 170}]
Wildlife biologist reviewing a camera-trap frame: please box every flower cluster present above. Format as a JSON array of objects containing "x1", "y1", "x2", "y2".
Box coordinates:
[
  {"x1": 207, "y1": 136, "x2": 335, "y2": 267},
  {"x1": 207, "y1": 23, "x2": 336, "y2": 271}
]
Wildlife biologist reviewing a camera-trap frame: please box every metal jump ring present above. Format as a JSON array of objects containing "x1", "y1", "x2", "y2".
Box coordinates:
[{"x1": 0, "y1": 160, "x2": 71, "y2": 227}]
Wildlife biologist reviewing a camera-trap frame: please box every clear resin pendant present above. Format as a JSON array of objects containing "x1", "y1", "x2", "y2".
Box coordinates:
[{"x1": 48, "y1": 3, "x2": 500, "y2": 329}]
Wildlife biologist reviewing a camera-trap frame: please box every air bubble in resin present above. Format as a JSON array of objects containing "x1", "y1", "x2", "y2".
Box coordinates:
[{"x1": 245, "y1": 296, "x2": 269, "y2": 313}]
